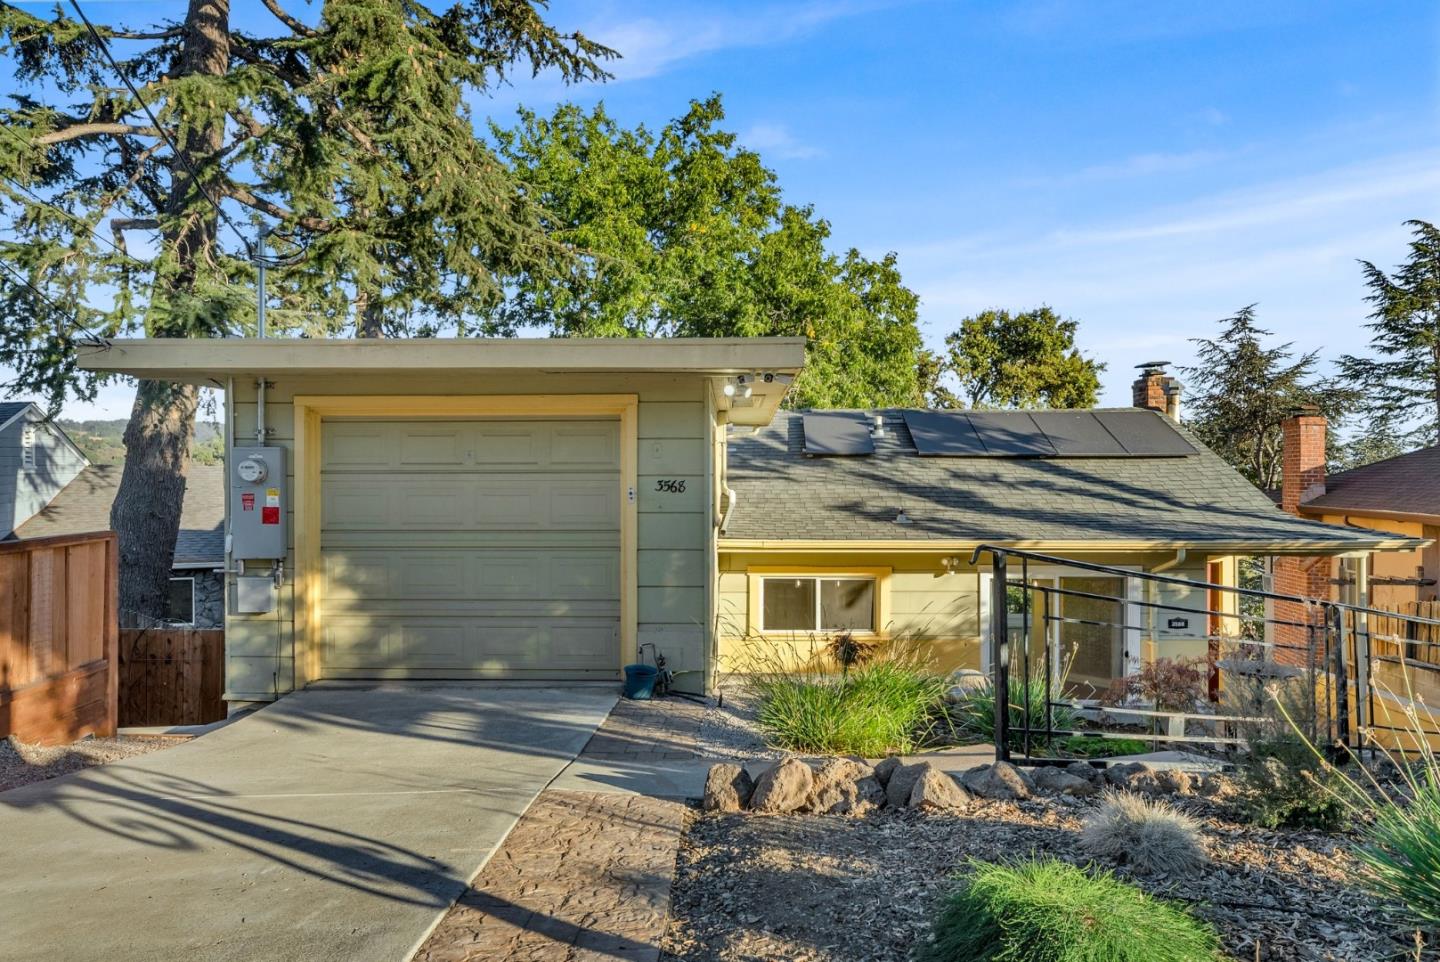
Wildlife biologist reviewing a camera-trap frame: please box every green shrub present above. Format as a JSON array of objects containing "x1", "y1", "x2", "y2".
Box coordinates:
[
  {"x1": 951, "y1": 673, "x2": 1078, "y2": 751},
  {"x1": 751, "y1": 661, "x2": 947, "y2": 756},
  {"x1": 1059, "y1": 735, "x2": 1150, "y2": 758},
  {"x1": 1233, "y1": 736, "x2": 1349, "y2": 830},
  {"x1": 918, "y1": 859, "x2": 1222, "y2": 962}
]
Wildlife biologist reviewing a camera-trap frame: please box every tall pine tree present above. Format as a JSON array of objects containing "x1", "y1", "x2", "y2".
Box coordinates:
[
  {"x1": 0, "y1": 0, "x2": 612, "y2": 620},
  {"x1": 1340, "y1": 220, "x2": 1440, "y2": 444}
]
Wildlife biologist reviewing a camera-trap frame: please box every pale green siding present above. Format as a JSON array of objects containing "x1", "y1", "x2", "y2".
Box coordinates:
[{"x1": 225, "y1": 372, "x2": 715, "y2": 700}]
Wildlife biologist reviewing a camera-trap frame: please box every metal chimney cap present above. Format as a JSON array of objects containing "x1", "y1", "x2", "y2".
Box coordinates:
[{"x1": 1136, "y1": 360, "x2": 1171, "y2": 371}]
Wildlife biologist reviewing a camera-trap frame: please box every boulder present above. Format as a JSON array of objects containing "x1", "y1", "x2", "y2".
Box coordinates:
[
  {"x1": 749, "y1": 758, "x2": 814, "y2": 813},
  {"x1": 944, "y1": 670, "x2": 991, "y2": 705},
  {"x1": 806, "y1": 758, "x2": 885, "y2": 815},
  {"x1": 703, "y1": 763, "x2": 755, "y2": 813},
  {"x1": 1032, "y1": 766, "x2": 1099, "y2": 797},
  {"x1": 1196, "y1": 773, "x2": 1237, "y2": 800},
  {"x1": 873, "y1": 756, "x2": 903, "y2": 787},
  {"x1": 961, "y1": 760, "x2": 1036, "y2": 800},
  {"x1": 1103, "y1": 761, "x2": 1154, "y2": 790},
  {"x1": 908, "y1": 768, "x2": 971, "y2": 811},
  {"x1": 1154, "y1": 768, "x2": 1196, "y2": 796},
  {"x1": 1064, "y1": 761, "x2": 1104, "y2": 785},
  {"x1": 884, "y1": 761, "x2": 934, "y2": 809}
]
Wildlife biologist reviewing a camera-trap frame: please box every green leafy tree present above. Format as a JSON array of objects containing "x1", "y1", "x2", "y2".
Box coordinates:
[
  {"x1": 929, "y1": 307, "x2": 1103, "y2": 408},
  {"x1": 1340, "y1": 220, "x2": 1440, "y2": 444},
  {"x1": 1181, "y1": 307, "x2": 1356, "y2": 490},
  {"x1": 488, "y1": 97, "x2": 925, "y2": 408},
  {"x1": 0, "y1": 0, "x2": 611, "y2": 619}
]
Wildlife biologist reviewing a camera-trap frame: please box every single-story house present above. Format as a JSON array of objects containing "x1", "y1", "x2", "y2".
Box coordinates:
[
  {"x1": 12, "y1": 460, "x2": 227, "y2": 628},
  {"x1": 77, "y1": 340, "x2": 1422, "y2": 707}
]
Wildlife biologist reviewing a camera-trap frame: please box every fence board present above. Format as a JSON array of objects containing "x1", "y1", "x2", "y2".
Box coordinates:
[
  {"x1": 0, "y1": 532, "x2": 118, "y2": 745},
  {"x1": 119, "y1": 628, "x2": 226, "y2": 727}
]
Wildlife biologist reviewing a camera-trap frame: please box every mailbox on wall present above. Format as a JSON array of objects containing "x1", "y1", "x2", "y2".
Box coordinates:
[{"x1": 230, "y1": 446, "x2": 287, "y2": 560}]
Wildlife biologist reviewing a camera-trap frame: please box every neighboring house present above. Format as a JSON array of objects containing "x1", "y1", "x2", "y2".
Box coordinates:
[
  {"x1": 13, "y1": 462, "x2": 226, "y2": 628},
  {"x1": 75, "y1": 340, "x2": 1421, "y2": 709},
  {"x1": 1277, "y1": 415, "x2": 1440, "y2": 609},
  {"x1": 0, "y1": 401, "x2": 89, "y2": 538}
]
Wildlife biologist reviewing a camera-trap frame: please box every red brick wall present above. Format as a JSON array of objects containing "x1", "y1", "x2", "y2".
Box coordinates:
[{"x1": 1132, "y1": 373, "x2": 1167, "y2": 412}]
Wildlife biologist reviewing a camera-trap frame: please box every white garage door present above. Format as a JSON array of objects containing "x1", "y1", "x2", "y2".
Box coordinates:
[{"x1": 319, "y1": 418, "x2": 620, "y2": 678}]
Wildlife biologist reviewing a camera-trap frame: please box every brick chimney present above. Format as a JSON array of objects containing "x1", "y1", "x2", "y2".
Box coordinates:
[
  {"x1": 1280, "y1": 407, "x2": 1326, "y2": 513},
  {"x1": 1132, "y1": 362, "x2": 1182, "y2": 420}
]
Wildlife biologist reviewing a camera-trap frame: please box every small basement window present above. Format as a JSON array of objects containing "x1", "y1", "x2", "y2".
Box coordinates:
[
  {"x1": 167, "y1": 576, "x2": 196, "y2": 625},
  {"x1": 759, "y1": 576, "x2": 876, "y2": 633}
]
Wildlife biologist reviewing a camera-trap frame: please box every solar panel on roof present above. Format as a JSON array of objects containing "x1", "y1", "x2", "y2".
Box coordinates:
[
  {"x1": 965, "y1": 412, "x2": 1057, "y2": 457},
  {"x1": 802, "y1": 412, "x2": 875, "y2": 456},
  {"x1": 1030, "y1": 411, "x2": 1129, "y2": 457},
  {"x1": 1094, "y1": 410, "x2": 1196, "y2": 456},
  {"x1": 902, "y1": 410, "x2": 988, "y2": 456}
]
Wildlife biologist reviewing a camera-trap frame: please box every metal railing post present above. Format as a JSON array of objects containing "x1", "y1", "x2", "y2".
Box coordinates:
[
  {"x1": 1329, "y1": 603, "x2": 1351, "y2": 753},
  {"x1": 992, "y1": 552, "x2": 1011, "y2": 762}
]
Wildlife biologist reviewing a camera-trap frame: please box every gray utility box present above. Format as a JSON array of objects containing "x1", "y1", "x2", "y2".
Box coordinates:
[{"x1": 230, "y1": 446, "x2": 287, "y2": 560}]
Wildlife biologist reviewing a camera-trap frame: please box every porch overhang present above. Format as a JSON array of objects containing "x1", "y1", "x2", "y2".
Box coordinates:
[{"x1": 717, "y1": 536, "x2": 1431, "y2": 555}]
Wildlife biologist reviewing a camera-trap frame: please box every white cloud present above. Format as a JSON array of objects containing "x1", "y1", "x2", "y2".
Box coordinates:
[
  {"x1": 739, "y1": 122, "x2": 824, "y2": 160},
  {"x1": 1024, "y1": 148, "x2": 1230, "y2": 186}
]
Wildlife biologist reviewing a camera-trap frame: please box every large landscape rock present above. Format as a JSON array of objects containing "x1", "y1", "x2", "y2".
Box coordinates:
[
  {"x1": 961, "y1": 761, "x2": 1035, "y2": 800},
  {"x1": 750, "y1": 758, "x2": 815, "y2": 813},
  {"x1": 703, "y1": 763, "x2": 755, "y2": 813},
  {"x1": 1064, "y1": 761, "x2": 1104, "y2": 785},
  {"x1": 873, "y1": 756, "x2": 903, "y2": 787},
  {"x1": 884, "y1": 761, "x2": 934, "y2": 809},
  {"x1": 908, "y1": 768, "x2": 971, "y2": 811},
  {"x1": 1032, "y1": 766, "x2": 1099, "y2": 797},
  {"x1": 807, "y1": 758, "x2": 886, "y2": 815}
]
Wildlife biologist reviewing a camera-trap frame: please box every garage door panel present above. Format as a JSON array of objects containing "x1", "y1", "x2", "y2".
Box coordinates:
[
  {"x1": 323, "y1": 549, "x2": 618, "y2": 602},
  {"x1": 320, "y1": 417, "x2": 621, "y2": 678}
]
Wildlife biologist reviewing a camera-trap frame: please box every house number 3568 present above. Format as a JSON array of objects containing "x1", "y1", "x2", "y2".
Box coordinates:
[{"x1": 655, "y1": 479, "x2": 686, "y2": 493}]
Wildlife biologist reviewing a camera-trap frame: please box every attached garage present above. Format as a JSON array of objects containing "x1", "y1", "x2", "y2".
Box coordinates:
[
  {"x1": 319, "y1": 418, "x2": 621, "y2": 679},
  {"x1": 76, "y1": 336, "x2": 807, "y2": 706}
]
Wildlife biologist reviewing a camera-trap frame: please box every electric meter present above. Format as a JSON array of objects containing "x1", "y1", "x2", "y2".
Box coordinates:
[{"x1": 236, "y1": 454, "x2": 269, "y2": 483}]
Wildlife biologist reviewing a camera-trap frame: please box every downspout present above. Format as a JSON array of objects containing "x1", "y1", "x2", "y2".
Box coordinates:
[
  {"x1": 718, "y1": 422, "x2": 737, "y2": 535},
  {"x1": 1151, "y1": 548, "x2": 1188, "y2": 573}
]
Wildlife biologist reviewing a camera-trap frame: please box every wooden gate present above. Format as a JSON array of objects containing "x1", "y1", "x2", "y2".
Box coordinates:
[{"x1": 119, "y1": 628, "x2": 225, "y2": 726}]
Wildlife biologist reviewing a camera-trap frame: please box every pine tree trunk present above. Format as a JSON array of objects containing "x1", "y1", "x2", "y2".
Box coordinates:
[
  {"x1": 111, "y1": 381, "x2": 199, "y2": 623},
  {"x1": 109, "y1": 0, "x2": 230, "y2": 623}
]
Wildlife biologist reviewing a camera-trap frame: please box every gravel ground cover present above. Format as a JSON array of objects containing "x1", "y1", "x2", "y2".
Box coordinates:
[
  {"x1": 0, "y1": 734, "x2": 188, "y2": 792},
  {"x1": 699, "y1": 686, "x2": 783, "y2": 760},
  {"x1": 661, "y1": 795, "x2": 1422, "y2": 962}
]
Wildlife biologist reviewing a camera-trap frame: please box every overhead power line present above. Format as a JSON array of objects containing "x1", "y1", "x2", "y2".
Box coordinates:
[
  {"x1": 67, "y1": 0, "x2": 262, "y2": 263},
  {"x1": 0, "y1": 258, "x2": 110, "y2": 349}
]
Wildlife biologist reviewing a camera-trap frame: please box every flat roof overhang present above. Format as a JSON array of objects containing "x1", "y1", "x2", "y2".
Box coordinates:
[{"x1": 77, "y1": 336, "x2": 808, "y2": 426}]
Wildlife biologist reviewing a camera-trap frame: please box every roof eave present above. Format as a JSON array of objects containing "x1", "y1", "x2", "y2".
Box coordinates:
[
  {"x1": 1299, "y1": 503, "x2": 1440, "y2": 526},
  {"x1": 717, "y1": 536, "x2": 1430, "y2": 555}
]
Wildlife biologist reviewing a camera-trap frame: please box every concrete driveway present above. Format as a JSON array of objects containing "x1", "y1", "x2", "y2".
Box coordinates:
[{"x1": 0, "y1": 687, "x2": 616, "y2": 962}]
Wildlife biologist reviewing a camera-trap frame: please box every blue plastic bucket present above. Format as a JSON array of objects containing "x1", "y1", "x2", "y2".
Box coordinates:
[{"x1": 622, "y1": 663, "x2": 659, "y2": 700}]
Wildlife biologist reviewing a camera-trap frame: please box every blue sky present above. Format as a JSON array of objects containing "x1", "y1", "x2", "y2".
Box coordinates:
[{"x1": 20, "y1": 0, "x2": 1440, "y2": 418}]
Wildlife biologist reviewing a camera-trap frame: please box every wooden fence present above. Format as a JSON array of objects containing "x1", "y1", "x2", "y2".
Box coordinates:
[
  {"x1": 1366, "y1": 600, "x2": 1440, "y2": 705},
  {"x1": 0, "y1": 531, "x2": 118, "y2": 745},
  {"x1": 119, "y1": 628, "x2": 226, "y2": 727}
]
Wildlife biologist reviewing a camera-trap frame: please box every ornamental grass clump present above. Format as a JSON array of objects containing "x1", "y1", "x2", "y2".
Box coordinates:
[
  {"x1": 951, "y1": 671, "x2": 1079, "y2": 752},
  {"x1": 738, "y1": 633, "x2": 948, "y2": 756},
  {"x1": 917, "y1": 859, "x2": 1222, "y2": 962},
  {"x1": 1080, "y1": 791, "x2": 1207, "y2": 875},
  {"x1": 752, "y1": 660, "x2": 947, "y2": 757}
]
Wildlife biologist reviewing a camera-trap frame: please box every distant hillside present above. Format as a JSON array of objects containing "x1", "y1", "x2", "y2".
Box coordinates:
[{"x1": 58, "y1": 419, "x2": 224, "y2": 465}]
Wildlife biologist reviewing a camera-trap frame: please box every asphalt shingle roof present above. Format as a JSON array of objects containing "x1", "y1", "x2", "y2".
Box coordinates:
[
  {"x1": 1301, "y1": 445, "x2": 1440, "y2": 522},
  {"x1": 0, "y1": 401, "x2": 31, "y2": 425},
  {"x1": 13, "y1": 463, "x2": 225, "y2": 565},
  {"x1": 724, "y1": 409, "x2": 1408, "y2": 550}
]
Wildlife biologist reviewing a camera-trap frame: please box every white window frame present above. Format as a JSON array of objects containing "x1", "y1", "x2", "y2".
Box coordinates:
[
  {"x1": 757, "y1": 575, "x2": 878, "y2": 634},
  {"x1": 20, "y1": 424, "x2": 36, "y2": 471},
  {"x1": 167, "y1": 576, "x2": 197, "y2": 626},
  {"x1": 979, "y1": 566, "x2": 1142, "y2": 681}
]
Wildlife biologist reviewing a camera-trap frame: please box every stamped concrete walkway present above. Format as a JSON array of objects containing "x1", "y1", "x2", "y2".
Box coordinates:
[{"x1": 0, "y1": 687, "x2": 615, "y2": 962}]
